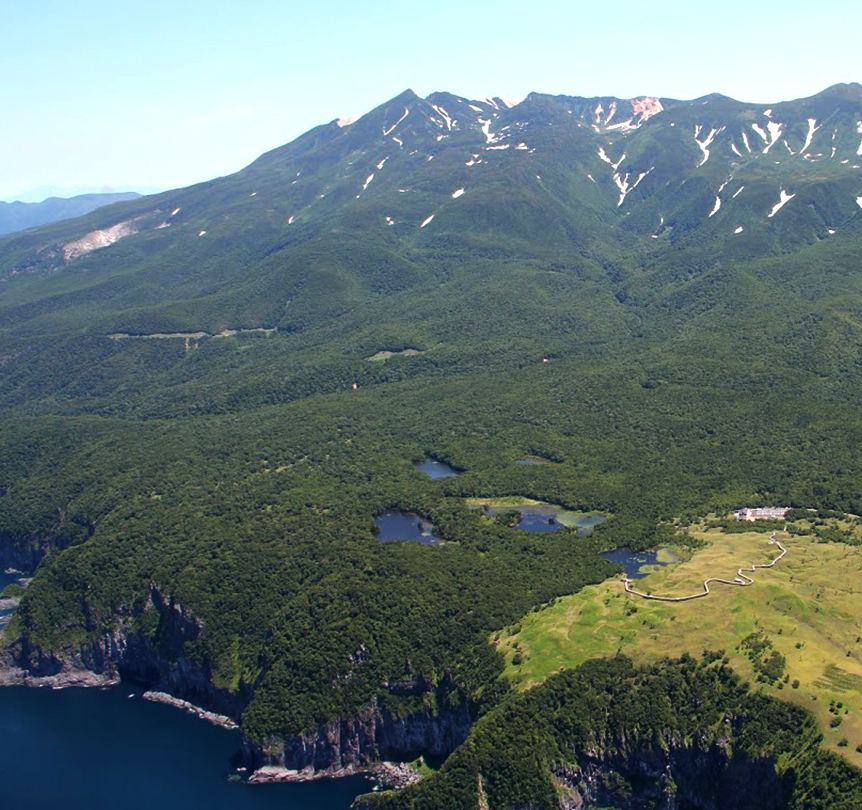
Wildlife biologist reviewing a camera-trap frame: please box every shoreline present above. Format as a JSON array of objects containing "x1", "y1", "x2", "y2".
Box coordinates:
[
  {"x1": 249, "y1": 760, "x2": 422, "y2": 790},
  {"x1": 0, "y1": 664, "x2": 118, "y2": 689},
  {"x1": 142, "y1": 690, "x2": 238, "y2": 730}
]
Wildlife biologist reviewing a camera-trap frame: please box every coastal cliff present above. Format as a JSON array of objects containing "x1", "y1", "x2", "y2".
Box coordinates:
[
  {"x1": 0, "y1": 585, "x2": 250, "y2": 717},
  {"x1": 246, "y1": 689, "x2": 472, "y2": 781},
  {"x1": 1, "y1": 584, "x2": 474, "y2": 784}
]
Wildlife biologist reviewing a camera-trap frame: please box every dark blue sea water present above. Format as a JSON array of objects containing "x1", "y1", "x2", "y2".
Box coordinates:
[
  {"x1": 374, "y1": 510, "x2": 440, "y2": 543},
  {"x1": 600, "y1": 548, "x2": 669, "y2": 579},
  {"x1": 0, "y1": 686, "x2": 369, "y2": 809},
  {"x1": 414, "y1": 458, "x2": 459, "y2": 479}
]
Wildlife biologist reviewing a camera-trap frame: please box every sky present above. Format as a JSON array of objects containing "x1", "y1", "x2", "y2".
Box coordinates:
[{"x1": 2, "y1": 0, "x2": 859, "y2": 201}]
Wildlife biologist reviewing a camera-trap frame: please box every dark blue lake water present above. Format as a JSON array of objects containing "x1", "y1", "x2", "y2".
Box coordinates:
[
  {"x1": 415, "y1": 458, "x2": 459, "y2": 479},
  {"x1": 600, "y1": 548, "x2": 668, "y2": 579},
  {"x1": 375, "y1": 510, "x2": 440, "y2": 544},
  {"x1": 485, "y1": 506, "x2": 604, "y2": 535},
  {"x1": 514, "y1": 511, "x2": 564, "y2": 532},
  {"x1": 0, "y1": 686, "x2": 368, "y2": 809}
]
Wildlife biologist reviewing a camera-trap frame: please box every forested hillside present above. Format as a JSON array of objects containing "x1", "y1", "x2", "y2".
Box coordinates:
[{"x1": 2, "y1": 82, "x2": 862, "y2": 807}]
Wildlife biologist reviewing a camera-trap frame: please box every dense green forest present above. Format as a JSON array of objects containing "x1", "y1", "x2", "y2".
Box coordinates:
[{"x1": 2, "y1": 84, "x2": 862, "y2": 806}]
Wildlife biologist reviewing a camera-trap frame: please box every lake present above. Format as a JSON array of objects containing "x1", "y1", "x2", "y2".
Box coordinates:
[
  {"x1": 600, "y1": 548, "x2": 676, "y2": 579},
  {"x1": 375, "y1": 510, "x2": 440, "y2": 544},
  {"x1": 514, "y1": 507, "x2": 604, "y2": 534},
  {"x1": 471, "y1": 501, "x2": 604, "y2": 535},
  {"x1": 415, "y1": 458, "x2": 459, "y2": 479},
  {"x1": 0, "y1": 685, "x2": 369, "y2": 809}
]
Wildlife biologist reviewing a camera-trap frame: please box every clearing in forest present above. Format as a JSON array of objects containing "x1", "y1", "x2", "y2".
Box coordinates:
[{"x1": 497, "y1": 524, "x2": 862, "y2": 763}]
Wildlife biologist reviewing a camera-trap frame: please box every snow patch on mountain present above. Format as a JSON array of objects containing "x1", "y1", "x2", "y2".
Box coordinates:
[
  {"x1": 751, "y1": 121, "x2": 783, "y2": 153},
  {"x1": 598, "y1": 147, "x2": 626, "y2": 170},
  {"x1": 694, "y1": 125, "x2": 724, "y2": 166},
  {"x1": 478, "y1": 118, "x2": 501, "y2": 144},
  {"x1": 420, "y1": 214, "x2": 435, "y2": 228},
  {"x1": 709, "y1": 196, "x2": 721, "y2": 217},
  {"x1": 768, "y1": 189, "x2": 795, "y2": 217},
  {"x1": 613, "y1": 173, "x2": 631, "y2": 206},
  {"x1": 383, "y1": 108, "x2": 409, "y2": 137},
  {"x1": 451, "y1": 188, "x2": 465, "y2": 198},
  {"x1": 801, "y1": 118, "x2": 819, "y2": 154},
  {"x1": 429, "y1": 104, "x2": 453, "y2": 130}
]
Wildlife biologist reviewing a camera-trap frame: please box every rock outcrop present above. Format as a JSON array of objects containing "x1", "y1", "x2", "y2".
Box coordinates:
[
  {"x1": 3, "y1": 583, "x2": 473, "y2": 784},
  {"x1": 2, "y1": 585, "x2": 249, "y2": 717},
  {"x1": 245, "y1": 685, "x2": 472, "y2": 782},
  {"x1": 555, "y1": 737, "x2": 788, "y2": 810}
]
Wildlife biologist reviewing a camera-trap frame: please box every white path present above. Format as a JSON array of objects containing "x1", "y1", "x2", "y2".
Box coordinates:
[{"x1": 622, "y1": 534, "x2": 787, "y2": 603}]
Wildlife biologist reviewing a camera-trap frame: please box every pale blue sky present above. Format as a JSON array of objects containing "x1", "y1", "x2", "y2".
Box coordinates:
[{"x1": 2, "y1": 0, "x2": 859, "y2": 200}]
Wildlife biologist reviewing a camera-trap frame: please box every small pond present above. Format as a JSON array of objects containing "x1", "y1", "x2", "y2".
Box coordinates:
[
  {"x1": 374, "y1": 510, "x2": 441, "y2": 544},
  {"x1": 415, "y1": 457, "x2": 460, "y2": 479},
  {"x1": 514, "y1": 456, "x2": 556, "y2": 466},
  {"x1": 600, "y1": 548, "x2": 677, "y2": 579},
  {"x1": 470, "y1": 500, "x2": 605, "y2": 535}
]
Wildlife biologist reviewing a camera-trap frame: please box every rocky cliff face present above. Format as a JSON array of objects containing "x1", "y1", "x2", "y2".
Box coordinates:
[
  {"x1": 555, "y1": 737, "x2": 788, "y2": 810},
  {"x1": 2, "y1": 585, "x2": 247, "y2": 717},
  {"x1": 3, "y1": 583, "x2": 473, "y2": 780},
  {"x1": 246, "y1": 692, "x2": 472, "y2": 781},
  {"x1": 0, "y1": 534, "x2": 58, "y2": 574}
]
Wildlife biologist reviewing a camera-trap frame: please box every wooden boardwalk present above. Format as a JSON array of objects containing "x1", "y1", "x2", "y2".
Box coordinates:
[{"x1": 622, "y1": 533, "x2": 787, "y2": 603}]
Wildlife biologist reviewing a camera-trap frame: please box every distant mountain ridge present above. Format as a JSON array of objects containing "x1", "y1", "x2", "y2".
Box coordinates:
[{"x1": 0, "y1": 191, "x2": 142, "y2": 237}]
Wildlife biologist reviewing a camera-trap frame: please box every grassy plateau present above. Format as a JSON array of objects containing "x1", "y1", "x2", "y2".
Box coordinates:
[{"x1": 498, "y1": 522, "x2": 862, "y2": 762}]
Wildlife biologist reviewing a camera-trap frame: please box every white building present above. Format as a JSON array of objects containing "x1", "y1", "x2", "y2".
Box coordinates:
[{"x1": 734, "y1": 507, "x2": 789, "y2": 522}]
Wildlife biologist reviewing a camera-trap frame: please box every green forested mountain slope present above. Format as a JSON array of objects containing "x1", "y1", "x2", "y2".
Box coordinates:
[{"x1": 2, "y1": 83, "x2": 862, "y2": 807}]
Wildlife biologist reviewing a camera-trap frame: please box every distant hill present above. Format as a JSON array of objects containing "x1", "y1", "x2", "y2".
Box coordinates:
[{"x1": 0, "y1": 191, "x2": 142, "y2": 236}]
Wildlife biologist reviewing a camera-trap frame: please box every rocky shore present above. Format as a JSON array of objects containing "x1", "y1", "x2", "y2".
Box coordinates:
[
  {"x1": 143, "y1": 690, "x2": 238, "y2": 729},
  {"x1": 248, "y1": 759, "x2": 422, "y2": 789},
  {"x1": 0, "y1": 661, "x2": 118, "y2": 688}
]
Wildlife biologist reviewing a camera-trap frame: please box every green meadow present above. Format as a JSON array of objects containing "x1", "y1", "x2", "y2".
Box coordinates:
[{"x1": 498, "y1": 524, "x2": 862, "y2": 762}]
